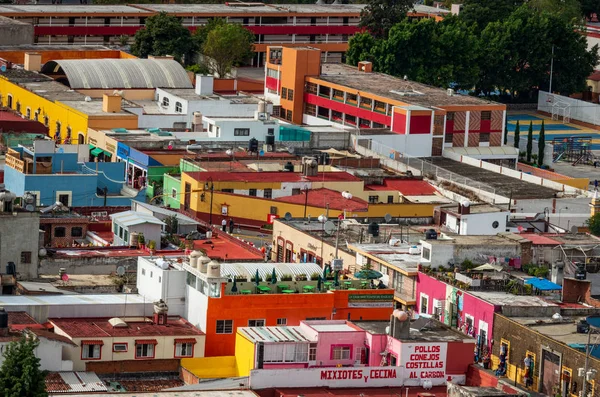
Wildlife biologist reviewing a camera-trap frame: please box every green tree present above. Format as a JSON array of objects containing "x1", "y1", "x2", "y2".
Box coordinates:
[
  {"x1": 358, "y1": 0, "x2": 414, "y2": 38},
  {"x1": 526, "y1": 121, "x2": 533, "y2": 162},
  {"x1": 538, "y1": 120, "x2": 546, "y2": 166},
  {"x1": 503, "y1": 114, "x2": 508, "y2": 145},
  {"x1": 528, "y1": 0, "x2": 582, "y2": 23},
  {"x1": 0, "y1": 337, "x2": 47, "y2": 397},
  {"x1": 581, "y1": 0, "x2": 600, "y2": 19},
  {"x1": 588, "y1": 213, "x2": 600, "y2": 236},
  {"x1": 202, "y1": 23, "x2": 254, "y2": 78},
  {"x1": 193, "y1": 18, "x2": 226, "y2": 50},
  {"x1": 459, "y1": 0, "x2": 524, "y2": 32},
  {"x1": 345, "y1": 32, "x2": 378, "y2": 67},
  {"x1": 513, "y1": 120, "x2": 520, "y2": 149},
  {"x1": 131, "y1": 12, "x2": 197, "y2": 64}
]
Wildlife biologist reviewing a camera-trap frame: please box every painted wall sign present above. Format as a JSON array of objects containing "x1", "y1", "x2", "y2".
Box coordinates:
[
  {"x1": 348, "y1": 294, "x2": 394, "y2": 308},
  {"x1": 401, "y1": 342, "x2": 447, "y2": 386}
]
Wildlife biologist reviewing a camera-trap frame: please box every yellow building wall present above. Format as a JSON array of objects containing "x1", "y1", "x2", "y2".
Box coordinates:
[
  {"x1": 181, "y1": 356, "x2": 238, "y2": 379},
  {"x1": 367, "y1": 203, "x2": 435, "y2": 218},
  {"x1": 87, "y1": 116, "x2": 138, "y2": 131},
  {"x1": 235, "y1": 332, "x2": 255, "y2": 377},
  {"x1": 0, "y1": 77, "x2": 89, "y2": 143}
]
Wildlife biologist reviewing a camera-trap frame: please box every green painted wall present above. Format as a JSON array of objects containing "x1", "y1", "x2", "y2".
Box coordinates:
[
  {"x1": 180, "y1": 159, "x2": 202, "y2": 173},
  {"x1": 163, "y1": 174, "x2": 182, "y2": 209}
]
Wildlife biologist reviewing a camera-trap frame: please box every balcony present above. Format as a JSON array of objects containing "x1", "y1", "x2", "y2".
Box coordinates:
[{"x1": 225, "y1": 276, "x2": 377, "y2": 296}]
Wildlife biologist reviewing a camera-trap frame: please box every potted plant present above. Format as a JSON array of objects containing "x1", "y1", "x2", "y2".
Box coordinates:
[
  {"x1": 295, "y1": 274, "x2": 307, "y2": 281},
  {"x1": 310, "y1": 272, "x2": 321, "y2": 280},
  {"x1": 251, "y1": 275, "x2": 262, "y2": 283},
  {"x1": 148, "y1": 240, "x2": 156, "y2": 255},
  {"x1": 138, "y1": 234, "x2": 145, "y2": 250},
  {"x1": 280, "y1": 274, "x2": 293, "y2": 281}
]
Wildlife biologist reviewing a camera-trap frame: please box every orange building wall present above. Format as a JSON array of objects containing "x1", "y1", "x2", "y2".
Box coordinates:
[
  {"x1": 0, "y1": 49, "x2": 132, "y2": 64},
  {"x1": 280, "y1": 47, "x2": 321, "y2": 124},
  {"x1": 204, "y1": 286, "x2": 394, "y2": 356}
]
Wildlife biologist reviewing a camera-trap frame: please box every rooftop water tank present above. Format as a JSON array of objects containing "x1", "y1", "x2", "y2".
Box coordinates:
[
  {"x1": 207, "y1": 260, "x2": 221, "y2": 278},
  {"x1": 199, "y1": 256, "x2": 211, "y2": 273},
  {"x1": 189, "y1": 250, "x2": 203, "y2": 268}
]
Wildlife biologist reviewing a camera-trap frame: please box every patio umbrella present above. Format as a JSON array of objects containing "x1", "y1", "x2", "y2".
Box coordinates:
[
  {"x1": 354, "y1": 269, "x2": 383, "y2": 279},
  {"x1": 473, "y1": 263, "x2": 503, "y2": 272},
  {"x1": 334, "y1": 271, "x2": 340, "y2": 287},
  {"x1": 231, "y1": 277, "x2": 238, "y2": 293},
  {"x1": 317, "y1": 275, "x2": 322, "y2": 291},
  {"x1": 255, "y1": 269, "x2": 260, "y2": 286},
  {"x1": 322, "y1": 265, "x2": 329, "y2": 280},
  {"x1": 271, "y1": 268, "x2": 277, "y2": 284}
]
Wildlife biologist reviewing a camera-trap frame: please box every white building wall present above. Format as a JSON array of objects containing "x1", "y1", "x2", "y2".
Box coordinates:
[
  {"x1": 136, "y1": 257, "x2": 186, "y2": 316},
  {"x1": 461, "y1": 212, "x2": 508, "y2": 235},
  {"x1": 204, "y1": 118, "x2": 279, "y2": 141},
  {"x1": 0, "y1": 338, "x2": 69, "y2": 372},
  {"x1": 186, "y1": 285, "x2": 209, "y2": 332}
]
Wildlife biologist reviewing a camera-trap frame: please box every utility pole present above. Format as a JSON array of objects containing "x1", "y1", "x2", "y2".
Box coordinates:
[{"x1": 549, "y1": 45, "x2": 555, "y2": 94}]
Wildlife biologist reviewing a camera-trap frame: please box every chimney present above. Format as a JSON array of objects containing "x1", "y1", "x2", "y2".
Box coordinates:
[
  {"x1": 24, "y1": 52, "x2": 42, "y2": 72},
  {"x1": 389, "y1": 309, "x2": 410, "y2": 340},
  {"x1": 358, "y1": 61, "x2": 372, "y2": 73},
  {"x1": 460, "y1": 200, "x2": 471, "y2": 215},
  {"x1": 195, "y1": 74, "x2": 214, "y2": 96},
  {"x1": 153, "y1": 299, "x2": 169, "y2": 325},
  {"x1": 102, "y1": 94, "x2": 121, "y2": 113}
]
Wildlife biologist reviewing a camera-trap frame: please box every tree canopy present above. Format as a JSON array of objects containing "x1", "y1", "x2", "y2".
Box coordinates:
[
  {"x1": 0, "y1": 337, "x2": 47, "y2": 397},
  {"x1": 588, "y1": 213, "x2": 600, "y2": 236},
  {"x1": 201, "y1": 23, "x2": 254, "y2": 78},
  {"x1": 131, "y1": 12, "x2": 197, "y2": 64},
  {"x1": 358, "y1": 0, "x2": 414, "y2": 38}
]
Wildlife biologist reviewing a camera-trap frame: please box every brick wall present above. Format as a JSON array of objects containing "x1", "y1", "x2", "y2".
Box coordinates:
[
  {"x1": 330, "y1": 157, "x2": 380, "y2": 168},
  {"x1": 432, "y1": 137, "x2": 443, "y2": 156},
  {"x1": 492, "y1": 313, "x2": 600, "y2": 396},
  {"x1": 562, "y1": 278, "x2": 600, "y2": 307},
  {"x1": 87, "y1": 359, "x2": 180, "y2": 373},
  {"x1": 180, "y1": 367, "x2": 199, "y2": 385},
  {"x1": 468, "y1": 132, "x2": 480, "y2": 147},
  {"x1": 453, "y1": 133, "x2": 465, "y2": 147},
  {"x1": 490, "y1": 131, "x2": 503, "y2": 147},
  {"x1": 470, "y1": 111, "x2": 481, "y2": 131}
]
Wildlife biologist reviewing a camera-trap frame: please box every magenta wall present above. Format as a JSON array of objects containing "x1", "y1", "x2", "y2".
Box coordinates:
[
  {"x1": 415, "y1": 272, "x2": 447, "y2": 314},
  {"x1": 409, "y1": 114, "x2": 431, "y2": 134},
  {"x1": 315, "y1": 330, "x2": 366, "y2": 366}
]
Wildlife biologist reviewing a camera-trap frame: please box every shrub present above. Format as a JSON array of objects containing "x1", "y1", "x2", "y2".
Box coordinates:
[{"x1": 280, "y1": 274, "x2": 293, "y2": 281}]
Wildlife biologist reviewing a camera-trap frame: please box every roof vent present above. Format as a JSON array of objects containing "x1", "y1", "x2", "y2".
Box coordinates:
[{"x1": 108, "y1": 318, "x2": 128, "y2": 328}]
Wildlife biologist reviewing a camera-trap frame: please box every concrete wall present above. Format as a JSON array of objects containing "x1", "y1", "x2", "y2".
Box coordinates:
[
  {"x1": 0, "y1": 17, "x2": 33, "y2": 46},
  {"x1": 38, "y1": 254, "x2": 137, "y2": 276},
  {"x1": 136, "y1": 257, "x2": 186, "y2": 316},
  {"x1": 539, "y1": 90, "x2": 600, "y2": 127},
  {"x1": 0, "y1": 338, "x2": 68, "y2": 371},
  {"x1": 0, "y1": 212, "x2": 40, "y2": 279}
]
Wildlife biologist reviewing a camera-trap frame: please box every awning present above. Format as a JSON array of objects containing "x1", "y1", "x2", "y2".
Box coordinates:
[
  {"x1": 88, "y1": 144, "x2": 95, "y2": 150},
  {"x1": 81, "y1": 340, "x2": 104, "y2": 345},
  {"x1": 104, "y1": 151, "x2": 112, "y2": 158},
  {"x1": 524, "y1": 278, "x2": 562, "y2": 291},
  {"x1": 135, "y1": 339, "x2": 158, "y2": 345},
  {"x1": 174, "y1": 338, "x2": 198, "y2": 344},
  {"x1": 91, "y1": 148, "x2": 103, "y2": 156}
]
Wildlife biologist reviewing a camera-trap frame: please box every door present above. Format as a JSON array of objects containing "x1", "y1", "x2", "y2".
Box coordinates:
[
  {"x1": 541, "y1": 349, "x2": 560, "y2": 395},
  {"x1": 183, "y1": 182, "x2": 191, "y2": 211}
]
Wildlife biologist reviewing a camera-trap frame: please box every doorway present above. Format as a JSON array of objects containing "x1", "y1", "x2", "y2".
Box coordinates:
[{"x1": 541, "y1": 349, "x2": 560, "y2": 395}]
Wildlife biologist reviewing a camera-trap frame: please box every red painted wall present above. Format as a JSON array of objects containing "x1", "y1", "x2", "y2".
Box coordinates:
[
  {"x1": 392, "y1": 112, "x2": 406, "y2": 134},
  {"x1": 446, "y1": 341, "x2": 476, "y2": 375},
  {"x1": 409, "y1": 114, "x2": 431, "y2": 134},
  {"x1": 480, "y1": 120, "x2": 491, "y2": 132},
  {"x1": 445, "y1": 119, "x2": 454, "y2": 133},
  {"x1": 304, "y1": 94, "x2": 392, "y2": 126}
]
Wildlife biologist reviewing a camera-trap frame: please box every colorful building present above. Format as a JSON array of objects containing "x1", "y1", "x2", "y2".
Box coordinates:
[
  {"x1": 0, "y1": 4, "x2": 448, "y2": 65},
  {"x1": 264, "y1": 46, "x2": 507, "y2": 157},
  {"x1": 136, "y1": 256, "x2": 396, "y2": 357},
  {"x1": 233, "y1": 317, "x2": 474, "y2": 388},
  {"x1": 4, "y1": 140, "x2": 145, "y2": 207}
]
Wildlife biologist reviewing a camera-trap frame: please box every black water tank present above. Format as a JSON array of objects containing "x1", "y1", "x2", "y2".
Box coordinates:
[
  {"x1": 283, "y1": 161, "x2": 294, "y2": 172},
  {"x1": 575, "y1": 262, "x2": 587, "y2": 280},
  {"x1": 265, "y1": 134, "x2": 275, "y2": 146},
  {"x1": 0, "y1": 308, "x2": 8, "y2": 330},
  {"x1": 248, "y1": 138, "x2": 259, "y2": 152},
  {"x1": 425, "y1": 229, "x2": 438, "y2": 240},
  {"x1": 368, "y1": 222, "x2": 380, "y2": 237},
  {"x1": 6, "y1": 262, "x2": 15, "y2": 276}
]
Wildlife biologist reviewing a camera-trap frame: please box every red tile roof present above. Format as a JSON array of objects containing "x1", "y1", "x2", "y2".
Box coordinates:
[
  {"x1": 274, "y1": 188, "x2": 368, "y2": 212},
  {"x1": 188, "y1": 233, "x2": 264, "y2": 261},
  {"x1": 48, "y1": 316, "x2": 204, "y2": 338},
  {"x1": 186, "y1": 171, "x2": 361, "y2": 183},
  {"x1": 518, "y1": 233, "x2": 562, "y2": 246},
  {"x1": 365, "y1": 179, "x2": 438, "y2": 195},
  {"x1": 30, "y1": 329, "x2": 77, "y2": 346},
  {"x1": 8, "y1": 311, "x2": 38, "y2": 325},
  {"x1": 589, "y1": 70, "x2": 600, "y2": 81}
]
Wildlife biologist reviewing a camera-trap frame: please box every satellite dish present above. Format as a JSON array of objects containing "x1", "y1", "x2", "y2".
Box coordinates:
[
  {"x1": 284, "y1": 212, "x2": 292, "y2": 221},
  {"x1": 259, "y1": 150, "x2": 265, "y2": 156},
  {"x1": 571, "y1": 225, "x2": 578, "y2": 235},
  {"x1": 0, "y1": 65, "x2": 6, "y2": 72},
  {"x1": 384, "y1": 213, "x2": 392, "y2": 223},
  {"x1": 116, "y1": 266, "x2": 126, "y2": 276},
  {"x1": 324, "y1": 221, "x2": 336, "y2": 235}
]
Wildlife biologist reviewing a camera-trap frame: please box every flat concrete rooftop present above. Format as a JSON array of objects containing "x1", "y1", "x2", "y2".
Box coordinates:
[{"x1": 423, "y1": 157, "x2": 558, "y2": 199}]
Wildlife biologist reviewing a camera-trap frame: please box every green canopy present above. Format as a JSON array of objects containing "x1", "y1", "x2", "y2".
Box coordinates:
[{"x1": 91, "y1": 147, "x2": 103, "y2": 156}]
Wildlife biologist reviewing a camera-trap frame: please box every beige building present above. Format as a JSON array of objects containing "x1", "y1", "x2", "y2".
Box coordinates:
[{"x1": 49, "y1": 306, "x2": 205, "y2": 372}]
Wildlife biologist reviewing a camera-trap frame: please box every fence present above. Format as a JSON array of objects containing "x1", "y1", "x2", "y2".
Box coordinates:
[
  {"x1": 538, "y1": 91, "x2": 600, "y2": 126},
  {"x1": 352, "y1": 136, "x2": 499, "y2": 202}
]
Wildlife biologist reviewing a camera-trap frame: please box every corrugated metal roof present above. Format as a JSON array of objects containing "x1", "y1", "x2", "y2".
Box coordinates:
[
  {"x1": 110, "y1": 210, "x2": 165, "y2": 227},
  {"x1": 238, "y1": 326, "x2": 311, "y2": 343},
  {"x1": 220, "y1": 262, "x2": 323, "y2": 282},
  {"x1": 57, "y1": 372, "x2": 107, "y2": 393},
  {"x1": 131, "y1": 200, "x2": 200, "y2": 225},
  {"x1": 41, "y1": 59, "x2": 193, "y2": 90}
]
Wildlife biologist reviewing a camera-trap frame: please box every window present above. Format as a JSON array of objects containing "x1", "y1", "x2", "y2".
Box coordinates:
[
  {"x1": 480, "y1": 133, "x2": 490, "y2": 143},
  {"x1": 447, "y1": 112, "x2": 455, "y2": 121},
  {"x1": 6, "y1": 94, "x2": 12, "y2": 108},
  {"x1": 368, "y1": 195, "x2": 378, "y2": 204},
  {"x1": 445, "y1": 133, "x2": 453, "y2": 143},
  {"x1": 54, "y1": 227, "x2": 66, "y2": 238},
  {"x1": 304, "y1": 103, "x2": 316, "y2": 116},
  {"x1": 249, "y1": 189, "x2": 257, "y2": 197},
  {"x1": 292, "y1": 188, "x2": 301, "y2": 195},
  {"x1": 142, "y1": 268, "x2": 146, "y2": 276},
  {"x1": 216, "y1": 319, "x2": 233, "y2": 334},
  {"x1": 481, "y1": 111, "x2": 491, "y2": 120},
  {"x1": 58, "y1": 194, "x2": 69, "y2": 206},
  {"x1": 309, "y1": 343, "x2": 317, "y2": 361},
  {"x1": 288, "y1": 89, "x2": 294, "y2": 100},
  {"x1": 25, "y1": 108, "x2": 31, "y2": 119},
  {"x1": 34, "y1": 111, "x2": 38, "y2": 121},
  {"x1": 422, "y1": 247, "x2": 431, "y2": 260},
  {"x1": 263, "y1": 343, "x2": 309, "y2": 363},
  {"x1": 361, "y1": 97, "x2": 372, "y2": 108},
  {"x1": 15, "y1": 101, "x2": 20, "y2": 114},
  {"x1": 44, "y1": 116, "x2": 49, "y2": 127},
  {"x1": 113, "y1": 343, "x2": 128, "y2": 352},
  {"x1": 248, "y1": 319, "x2": 265, "y2": 327},
  {"x1": 55, "y1": 121, "x2": 61, "y2": 137},
  {"x1": 234, "y1": 128, "x2": 250, "y2": 136},
  {"x1": 387, "y1": 195, "x2": 394, "y2": 204},
  {"x1": 420, "y1": 293, "x2": 429, "y2": 314},
  {"x1": 175, "y1": 342, "x2": 194, "y2": 357},
  {"x1": 332, "y1": 345, "x2": 351, "y2": 360},
  {"x1": 264, "y1": 189, "x2": 273, "y2": 199},
  {"x1": 270, "y1": 206, "x2": 278, "y2": 215},
  {"x1": 175, "y1": 101, "x2": 182, "y2": 113},
  {"x1": 162, "y1": 97, "x2": 169, "y2": 107},
  {"x1": 333, "y1": 89, "x2": 344, "y2": 100},
  {"x1": 20, "y1": 251, "x2": 32, "y2": 264},
  {"x1": 135, "y1": 342, "x2": 155, "y2": 359},
  {"x1": 172, "y1": 188, "x2": 177, "y2": 198},
  {"x1": 71, "y1": 227, "x2": 83, "y2": 237},
  {"x1": 222, "y1": 189, "x2": 234, "y2": 193},
  {"x1": 277, "y1": 318, "x2": 287, "y2": 325},
  {"x1": 81, "y1": 343, "x2": 101, "y2": 359},
  {"x1": 286, "y1": 110, "x2": 292, "y2": 121},
  {"x1": 346, "y1": 93, "x2": 357, "y2": 103},
  {"x1": 281, "y1": 87, "x2": 287, "y2": 98},
  {"x1": 267, "y1": 68, "x2": 280, "y2": 79},
  {"x1": 305, "y1": 82, "x2": 317, "y2": 94},
  {"x1": 66, "y1": 126, "x2": 72, "y2": 139}
]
